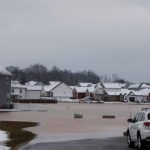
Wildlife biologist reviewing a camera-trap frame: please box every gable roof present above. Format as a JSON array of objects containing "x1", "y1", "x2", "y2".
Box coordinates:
[
  {"x1": 128, "y1": 83, "x2": 141, "y2": 89},
  {"x1": 25, "y1": 81, "x2": 38, "y2": 86},
  {"x1": 44, "y1": 81, "x2": 61, "y2": 92},
  {"x1": 0, "y1": 66, "x2": 12, "y2": 76},
  {"x1": 11, "y1": 83, "x2": 42, "y2": 91},
  {"x1": 77, "y1": 82, "x2": 93, "y2": 87},
  {"x1": 120, "y1": 89, "x2": 131, "y2": 95},
  {"x1": 133, "y1": 89, "x2": 150, "y2": 96},
  {"x1": 73, "y1": 87, "x2": 88, "y2": 93},
  {"x1": 26, "y1": 86, "x2": 42, "y2": 91},
  {"x1": 105, "y1": 90, "x2": 121, "y2": 96},
  {"x1": 69, "y1": 86, "x2": 76, "y2": 89},
  {"x1": 102, "y1": 83, "x2": 122, "y2": 89},
  {"x1": 140, "y1": 83, "x2": 150, "y2": 89}
]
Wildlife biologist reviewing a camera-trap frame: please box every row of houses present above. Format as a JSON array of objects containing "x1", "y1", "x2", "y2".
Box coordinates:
[
  {"x1": 11, "y1": 81, "x2": 73, "y2": 100},
  {"x1": 72, "y1": 82, "x2": 150, "y2": 103},
  {"x1": 11, "y1": 80, "x2": 150, "y2": 103},
  {"x1": 1, "y1": 66, "x2": 150, "y2": 109}
]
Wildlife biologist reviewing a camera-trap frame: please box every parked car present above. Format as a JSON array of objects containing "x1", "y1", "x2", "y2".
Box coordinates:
[{"x1": 127, "y1": 108, "x2": 150, "y2": 149}]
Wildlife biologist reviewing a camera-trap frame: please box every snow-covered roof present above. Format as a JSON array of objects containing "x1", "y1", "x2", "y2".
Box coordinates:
[
  {"x1": 102, "y1": 83, "x2": 122, "y2": 89},
  {"x1": 86, "y1": 86, "x2": 95, "y2": 93},
  {"x1": 120, "y1": 89, "x2": 131, "y2": 95},
  {"x1": 11, "y1": 80, "x2": 20, "y2": 85},
  {"x1": 119, "y1": 83, "x2": 127, "y2": 88},
  {"x1": 105, "y1": 90, "x2": 121, "y2": 96},
  {"x1": 105, "y1": 88, "x2": 131, "y2": 96},
  {"x1": 44, "y1": 81, "x2": 61, "y2": 92},
  {"x1": 25, "y1": 81, "x2": 38, "y2": 86},
  {"x1": 11, "y1": 84, "x2": 42, "y2": 91},
  {"x1": 128, "y1": 83, "x2": 141, "y2": 89},
  {"x1": 69, "y1": 86, "x2": 76, "y2": 89},
  {"x1": 132, "y1": 89, "x2": 150, "y2": 96},
  {"x1": 0, "y1": 66, "x2": 12, "y2": 76},
  {"x1": 74, "y1": 87, "x2": 88, "y2": 93},
  {"x1": 49, "y1": 81, "x2": 61, "y2": 85},
  {"x1": 141, "y1": 83, "x2": 150, "y2": 89},
  {"x1": 78, "y1": 82, "x2": 93, "y2": 87},
  {"x1": 11, "y1": 84, "x2": 26, "y2": 89},
  {"x1": 26, "y1": 86, "x2": 42, "y2": 91}
]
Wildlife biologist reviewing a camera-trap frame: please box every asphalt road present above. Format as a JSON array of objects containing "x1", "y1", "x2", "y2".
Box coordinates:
[{"x1": 19, "y1": 136, "x2": 150, "y2": 150}]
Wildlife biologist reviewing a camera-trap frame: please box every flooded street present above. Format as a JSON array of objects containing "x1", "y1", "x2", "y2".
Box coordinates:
[{"x1": 0, "y1": 103, "x2": 149, "y2": 144}]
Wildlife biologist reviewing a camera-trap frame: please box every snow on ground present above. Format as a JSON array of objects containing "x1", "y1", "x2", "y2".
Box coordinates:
[{"x1": 0, "y1": 130, "x2": 10, "y2": 150}]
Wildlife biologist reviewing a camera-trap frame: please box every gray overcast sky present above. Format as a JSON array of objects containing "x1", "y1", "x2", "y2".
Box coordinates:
[{"x1": 0, "y1": 0, "x2": 150, "y2": 82}]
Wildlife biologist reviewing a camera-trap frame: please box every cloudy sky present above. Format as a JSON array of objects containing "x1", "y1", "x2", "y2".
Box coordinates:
[{"x1": 0, "y1": 0, "x2": 150, "y2": 82}]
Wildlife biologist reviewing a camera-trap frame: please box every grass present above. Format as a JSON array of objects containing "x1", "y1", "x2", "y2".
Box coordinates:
[{"x1": 0, "y1": 121, "x2": 38, "y2": 150}]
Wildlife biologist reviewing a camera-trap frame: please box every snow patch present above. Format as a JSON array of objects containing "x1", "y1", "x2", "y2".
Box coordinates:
[{"x1": 0, "y1": 130, "x2": 10, "y2": 150}]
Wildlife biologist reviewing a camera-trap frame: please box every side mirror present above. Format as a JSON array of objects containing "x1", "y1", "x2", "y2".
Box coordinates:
[{"x1": 127, "y1": 118, "x2": 133, "y2": 123}]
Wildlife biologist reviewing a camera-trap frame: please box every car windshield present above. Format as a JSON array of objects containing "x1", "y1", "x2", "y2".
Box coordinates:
[{"x1": 148, "y1": 113, "x2": 150, "y2": 120}]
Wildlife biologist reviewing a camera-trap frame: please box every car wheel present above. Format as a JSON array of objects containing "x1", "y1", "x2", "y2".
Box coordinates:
[
  {"x1": 127, "y1": 132, "x2": 135, "y2": 147},
  {"x1": 137, "y1": 134, "x2": 144, "y2": 150}
]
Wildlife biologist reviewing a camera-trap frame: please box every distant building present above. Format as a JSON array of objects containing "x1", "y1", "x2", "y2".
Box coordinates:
[
  {"x1": 127, "y1": 89, "x2": 150, "y2": 103},
  {"x1": 43, "y1": 81, "x2": 73, "y2": 99},
  {"x1": 72, "y1": 85, "x2": 95, "y2": 99},
  {"x1": 11, "y1": 83, "x2": 43, "y2": 100},
  {"x1": 94, "y1": 83, "x2": 122, "y2": 101},
  {"x1": 0, "y1": 66, "x2": 12, "y2": 108},
  {"x1": 72, "y1": 87, "x2": 89, "y2": 99}
]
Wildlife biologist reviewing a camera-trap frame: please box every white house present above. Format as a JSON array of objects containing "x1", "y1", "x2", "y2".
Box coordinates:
[
  {"x1": 11, "y1": 84, "x2": 26, "y2": 99},
  {"x1": 11, "y1": 83, "x2": 42, "y2": 100},
  {"x1": 43, "y1": 81, "x2": 73, "y2": 99}
]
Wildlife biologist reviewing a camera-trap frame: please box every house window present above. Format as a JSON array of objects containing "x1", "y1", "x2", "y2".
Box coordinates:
[
  {"x1": 20, "y1": 89, "x2": 22, "y2": 93},
  {"x1": 12, "y1": 89, "x2": 14, "y2": 93}
]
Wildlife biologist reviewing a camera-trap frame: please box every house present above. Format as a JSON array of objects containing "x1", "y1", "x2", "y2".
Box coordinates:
[
  {"x1": 94, "y1": 83, "x2": 122, "y2": 101},
  {"x1": 11, "y1": 83, "x2": 43, "y2": 100},
  {"x1": 72, "y1": 87, "x2": 90, "y2": 99},
  {"x1": 11, "y1": 84, "x2": 26, "y2": 100},
  {"x1": 0, "y1": 66, "x2": 12, "y2": 108},
  {"x1": 120, "y1": 89, "x2": 132, "y2": 102},
  {"x1": 127, "y1": 89, "x2": 150, "y2": 103},
  {"x1": 43, "y1": 81, "x2": 73, "y2": 99}
]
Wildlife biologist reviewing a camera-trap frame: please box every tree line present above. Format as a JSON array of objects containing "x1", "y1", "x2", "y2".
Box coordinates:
[{"x1": 6, "y1": 64, "x2": 126, "y2": 85}]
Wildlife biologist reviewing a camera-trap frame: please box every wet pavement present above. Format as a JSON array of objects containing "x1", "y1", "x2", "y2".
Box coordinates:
[{"x1": 19, "y1": 136, "x2": 150, "y2": 150}]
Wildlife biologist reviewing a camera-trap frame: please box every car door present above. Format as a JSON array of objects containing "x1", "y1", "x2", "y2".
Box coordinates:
[{"x1": 130, "y1": 113, "x2": 141, "y2": 141}]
